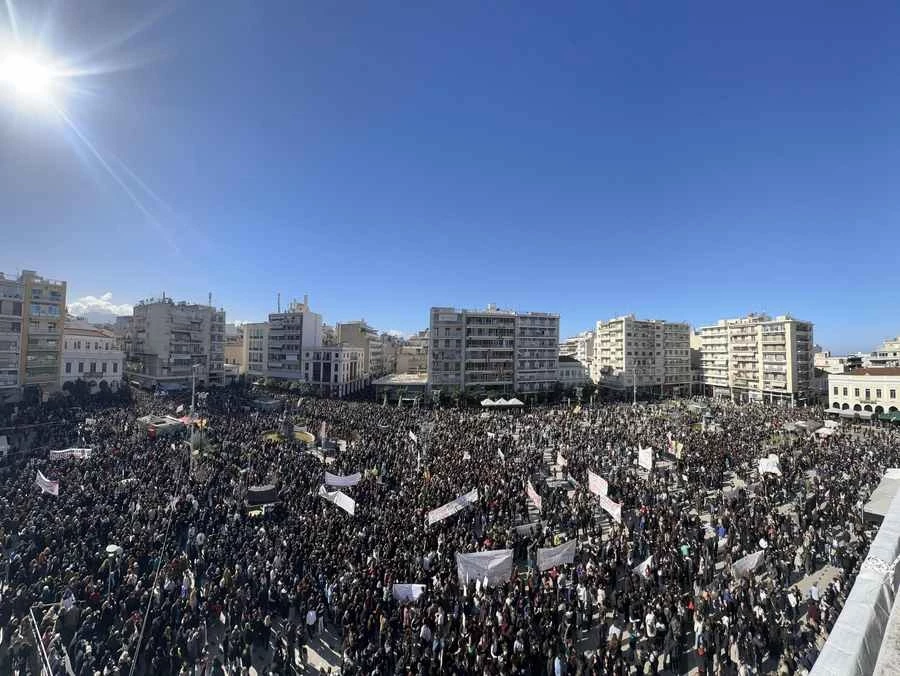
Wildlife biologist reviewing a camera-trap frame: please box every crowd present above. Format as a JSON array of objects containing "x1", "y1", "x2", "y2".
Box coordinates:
[{"x1": 1, "y1": 385, "x2": 899, "y2": 676}]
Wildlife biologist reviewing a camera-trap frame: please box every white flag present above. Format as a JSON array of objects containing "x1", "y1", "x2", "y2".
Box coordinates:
[
  {"x1": 498, "y1": 448, "x2": 505, "y2": 461},
  {"x1": 633, "y1": 555, "x2": 653, "y2": 578},
  {"x1": 556, "y1": 452, "x2": 568, "y2": 468},
  {"x1": 536, "y1": 539, "x2": 576, "y2": 571},
  {"x1": 526, "y1": 479, "x2": 543, "y2": 511},
  {"x1": 758, "y1": 454, "x2": 782, "y2": 476},
  {"x1": 427, "y1": 488, "x2": 478, "y2": 526},
  {"x1": 638, "y1": 446, "x2": 654, "y2": 471},
  {"x1": 408, "y1": 430, "x2": 418, "y2": 443},
  {"x1": 598, "y1": 494, "x2": 622, "y2": 523},
  {"x1": 317, "y1": 484, "x2": 356, "y2": 516},
  {"x1": 324, "y1": 471, "x2": 362, "y2": 487},
  {"x1": 176, "y1": 404, "x2": 184, "y2": 413},
  {"x1": 36, "y1": 470, "x2": 59, "y2": 496},
  {"x1": 733, "y1": 550, "x2": 765, "y2": 577},
  {"x1": 587, "y1": 469, "x2": 608, "y2": 497}
]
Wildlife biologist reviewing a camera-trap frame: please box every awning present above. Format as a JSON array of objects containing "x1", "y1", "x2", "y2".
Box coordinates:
[
  {"x1": 879, "y1": 412, "x2": 900, "y2": 422},
  {"x1": 830, "y1": 409, "x2": 875, "y2": 419}
]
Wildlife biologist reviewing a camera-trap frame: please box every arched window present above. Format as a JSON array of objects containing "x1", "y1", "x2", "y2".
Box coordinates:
[{"x1": 853, "y1": 404, "x2": 862, "y2": 411}]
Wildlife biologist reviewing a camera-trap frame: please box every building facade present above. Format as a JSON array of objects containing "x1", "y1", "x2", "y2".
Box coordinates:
[
  {"x1": 61, "y1": 320, "x2": 125, "y2": 392},
  {"x1": 560, "y1": 330, "x2": 594, "y2": 376},
  {"x1": 397, "y1": 331, "x2": 428, "y2": 375},
  {"x1": 696, "y1": 314, "x2": 814, "y2": 405},
  {"x1": 870, "y1": 337, "x2": 900, "y2": 368},
  {"x1": 127, "y1": 298, "x2": 226, "y2": 389},
  {"x1": 427, "y1": 305, "x2": 559, "y2": 396},
  {"x1": 0, "y1": 270, "x2": 67, "y2": 402},
  {"x1": 828, "y1": 369, "x2": 900, "y2": 415},
  {"x1": 301, "y1": 345, "x2": 366, "y2": 397},
  {"x1": 592, "y1": 315, "x2": 692, "y2": 397},
  {"x1": 336, "y1": 321, "x2": 384, "y2": 377},
  {"x1": 557, "y1": 355, "x2": 590, "y2": 389},
  {"x1": 265, "y1": 298, "x2": 323, "y2": 383}
]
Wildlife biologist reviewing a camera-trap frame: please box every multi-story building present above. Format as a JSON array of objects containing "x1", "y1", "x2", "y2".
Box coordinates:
[
  {"x1": 397, "y1": 330, "x2": 428, "y2": 375},
  {"x1": 266, "y1": 297, "x2": 323, "y2": 383},
  {"x1": 224, "y1": 332, "x2": 243, "y2": 367},
  {"x1": 557, "y1": 355, "x2": 590, "y2": 389},
  {"x1": 814, "y1": 350, "x2": 863, "y2": 375},
  {"x1": 592, "y1": 315, "x2": 691, "y2": 397},
  {"x1": 696, "y1": 314, "x2": 814, "y2": 405},
  {"x1": 560, "y1": 330, "x2": 595, "y2": 375},
  {"x1": 241, "y1": 322, "x2": 269, "y2": 379},
  {"x1": 828, "y1": 368, "x2": 900, "y2": 416},
  {"x1": 336, "y1": 320, "x2": 384, "y2": 377},
  {"x1": 870, "y1": 337, "x2": 900, "y2": 368},
  {"x1": 127, "y1": 297, "x2": 225, "y2": 389},
  {"x1": 0, "y1": 270, "x2": 66, "y2": 402},
  {"x1": 301, "y1": 345, "x2": 366, "y2": 397},
  {"x1": 61, "y1": 320, "x2": 125, "y2": 392},
  {"x1": 428, "y1": 305, "x2": 559, "y2": 396}
]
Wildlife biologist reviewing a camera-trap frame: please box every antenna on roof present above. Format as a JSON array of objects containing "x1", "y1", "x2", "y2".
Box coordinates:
[
  {"x1": 208, "y1": 292, "x2": 212, "y2": 307},
  {"x1": 277, "y1": 293, "x2": 281, "y2": 313}
]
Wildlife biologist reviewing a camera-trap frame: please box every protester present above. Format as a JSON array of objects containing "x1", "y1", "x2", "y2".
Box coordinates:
[{"x1": 0, "y1": 386, "x2": 896, "y2": 675}]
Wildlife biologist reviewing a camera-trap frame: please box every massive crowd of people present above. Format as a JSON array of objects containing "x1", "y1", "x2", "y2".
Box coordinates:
[{"x1": 1, "y1": 385, "x2": 898, "y2": 675}]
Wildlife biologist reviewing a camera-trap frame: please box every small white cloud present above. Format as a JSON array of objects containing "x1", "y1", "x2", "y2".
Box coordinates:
[
  {"x1": 385, "y1": 329, "x2": 408, "y2": 339},
  {"x1": 68, "y1": 292, "x2": 134, "y2": 317}
]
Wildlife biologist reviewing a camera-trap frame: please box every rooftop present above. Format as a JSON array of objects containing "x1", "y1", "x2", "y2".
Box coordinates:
[
  {"x1": 833, "y1": 368, "x2": 900, "y2": 377},
  {"x1": 558, "y1": 355, "x2": 580, "y2": 363}
]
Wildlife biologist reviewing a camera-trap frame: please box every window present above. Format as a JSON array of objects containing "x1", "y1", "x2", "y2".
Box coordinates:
[
  {"x1": 90, "y1": 362, "x2": 96, "y2": 373},
  {"x1": 854, "y1": 388, "x2": 860, "y2": 397},
  {"x1": 94, "y1": 342, "x2": 99, "y2": 350},
  {"x1": 876, "y1": 389, "x2": 882, "y2": 399},
  {"x1": 65, "y1": 362, "x2": 71, "y2": 374},
  {"x1": 113, "y1": 363, "x2": 118, "y2": 374},
  {"x1": 48, "y1": 322, "x2": 56, "y2": 331},
  {"x1": 833, "y1": 386, "x2": 838, "y2": 395},
  {"x1": 843, "y1": 387, "x2": 848, "y2": 396},
  {"x1": 78, "y1": 362, "x2": 84, "y2": 373},
  {"x1": 892, "y1": 390, "x2": 897, "y2": 399},
  {"x1": 865, "y1": 389, "x2": 870, "y2": 400},
  {"x1": 102, "y1": 362, "x2": 107, "y2": 373},
  {"x1": 64, "y1": 341, "x2": 68, "y2": 350}
]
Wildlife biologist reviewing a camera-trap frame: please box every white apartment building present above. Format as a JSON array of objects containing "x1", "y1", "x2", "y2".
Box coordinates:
[
  {"x1": 266, "y1": 297, "x2": 322, "y2": 383},
  {"x1": 696, "y1": 314, "x2": 814, "y2": 405},
  {"x1": 241, "y1": 322, "x2": 269, "y2": 379},
  {"x1": 428, "y1": 305, "x2": 559, "y2": 396},
  {"x1": 560, "y1": 330, "x2": 594, "y2": 374},
  {"x1": 61, "y1": 320, "x2": 125, "y2": 392},
  {"x1": 592, "y1": 315, "x2": 692, "y2": 396},
  {"x1": 814, "y1": 351, "x2": 862, "y2": 375},
  {"x1": 0, "y1": 274, "x2": 23, "y2": 400},
  {"x1": 828, "y1": 368, "x2": 900, "y2": 416},
  {"x1": 127, "y1": 298, "x2": 226, "y2": 389},
  {"x1": 558, "y1": 355, "x2": 590, "y2": 388},
  {"x1": 301, "y1": 345, "x2": 366, "y2": 397},
  {"x1": 870, "y1": 337, "x2": 900, "y2": 368}
]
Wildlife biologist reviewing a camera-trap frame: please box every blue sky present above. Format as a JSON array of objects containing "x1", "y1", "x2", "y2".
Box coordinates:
[{"x1": 1, "y1": 1, "x2": 898, "y2": 353}]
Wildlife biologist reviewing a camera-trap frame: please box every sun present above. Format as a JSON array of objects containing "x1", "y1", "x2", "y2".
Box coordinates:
[{"x1": 0, "y1": 51, "x2": 58, "y2": 103}]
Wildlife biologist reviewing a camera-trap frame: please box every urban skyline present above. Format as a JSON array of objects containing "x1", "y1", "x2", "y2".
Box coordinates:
[{"x1": 3, "y1": 2, "x2": 900, "y2": 357}]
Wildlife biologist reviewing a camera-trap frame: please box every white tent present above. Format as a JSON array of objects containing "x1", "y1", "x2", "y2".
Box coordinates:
[
  {"x1": 506, "y1": 397, "x2": 524, "y2": 406},
  {"x1": 494, "y1": 398, "x2": 509, "y2": 406},
  {"x1": 480, "y1": 398, "x2": 496, "y2": 407}
]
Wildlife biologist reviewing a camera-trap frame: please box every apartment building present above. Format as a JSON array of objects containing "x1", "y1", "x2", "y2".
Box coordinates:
[
  {"x1": 696, "y1": 314, "x2": 814, "y2": 405},
  {"x1": 336, "y1": 320, "x2": 384, "y2": 377},
  {"x1": 265, "y1": 297, "x2": 323, "y2": 383},
  {"x1": 301, "y1": 345, "x2": 366, "y2": 397},
  {"x1": 560, "y1": 330, "x2": 594, "y2": 374},
  {"x1": 870, "y1": 337, "x2": 900, "y2": 368},
  {"x1": 558, "y1": 355, "x2": 590, "y2": 388},
  {"x1": 61, "y1": 320, "x2": 125, "y2": 391},
  {"x1": 397, "y1": 330, "x2": 428, "y2": 375},
  {"x1": 428, "y1": 305, "x2": 559, "y2": 396},
  {"x1": 592, "y1": 315, "x2": 692, "y2": 396},
  {"x1": 0, "y1": 270, "x2": 67, "y2": 402},
  {"x1": 828, "y1": 368, "x2": 900, "y2": 416},
  {"x1": 127, "y1": 297, "x2": 225, "y2": 389}
]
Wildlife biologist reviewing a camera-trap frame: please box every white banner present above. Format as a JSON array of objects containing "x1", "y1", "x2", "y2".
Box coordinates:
[
  {"x1": 456, "y1": 549, "x2": 513, "y2": 586},
  {"x1": 633, "y1": 555, "x2": 653, "y2": 578},
  {"x1": 526, "y1": 479, "x2": 542, "y2": 511},
  {"x1": 176, "y1": 404, "x2": 184, "y2": 413},
  {"x1": 36, "y1": 470, "x2": 59, "y2": 496},
  {"x1": 392, "y1": 583, "x2": 426, "y2": 603},
  {"x1": 587, "y1": 469, "x2": 608, "y2": 497},
  {"x1": 638, "y1": 446, "x2": 654, "y2": 471},
  {"x1": 408, "y1": 430, "x2": 418, "y2": 443},
  {"x1": 598, "y1": 494, "x2": 622, "y2": 523},
  {"x1": 317, "y1": 484, "x2": 356, "y2": 516},
  {"x1": 498, "y1": 448, "x2": 505, "y2": 461},
  {"x1": 49, "y1": 448, "x2": 92, "y2": 460},
  {"x1": 556, "y1": 452, "x2": 568, "y2": 468},
  {"x1": 324, "y1": 471, "x2": 362, "y2": 487},
  {"x1": 427, "y1": 488, "x2": 478, "y2": 526},
  {"x1": 536, "y1": 539, "x2": 576, "y2": 571},
  {"x1": 733, "y1": 550, "x2": 765, "y2": 577},
  {"x1": 758, "y1": 454, "x2": 782, "y2": 476}
]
